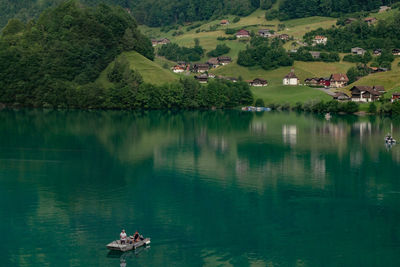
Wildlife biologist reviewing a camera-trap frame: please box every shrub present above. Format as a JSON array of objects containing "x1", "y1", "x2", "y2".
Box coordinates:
[
  {"x1": 341, "y1": 101, "x2": 359, "y2": 113},
  {"x1": 380, "y1": 102, "x2": 392, "y2": 114},
  {"x1": 293, "y1": 102, "x2": 303, "y2": 111},
  {"x1": 255, "y1": 98, "x2": 265, "y2": 107},
  {"x1": 281, "y1": 102, "x2": 291, "y2": 110},
  {"x1": 225, "y1": 28, "x2": 237, "y2": 34},
  {"x1": 233, "y1": 17, "x2": 240, "y2": 23},
  {"x1": 392, "y1": 101, "x2": 400, "y2": 116},
  {"x1": 368, "y1": 102, "x2": 377, "y2": 113},
  {"x1": 207, "y1": 44, "x2": 231, "y2": 57}
]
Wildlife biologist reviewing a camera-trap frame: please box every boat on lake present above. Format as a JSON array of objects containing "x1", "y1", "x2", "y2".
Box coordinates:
[
  {"x1": 241, "y1": 106, "x2": 271, "y2": 112},
  {"x1": 385, "y1": 134, "x2": 396, "y2": 145},
  {"x1": 106, "y1": 237, "x2": 151, "y2": 252}
]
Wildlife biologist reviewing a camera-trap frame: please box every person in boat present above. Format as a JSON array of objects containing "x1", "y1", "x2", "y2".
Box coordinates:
[
  {"x1": 133, "y1": 231, "x2": 140, "y2": 242},
  {"x1": 120, "y1": 229, "x2": 127, "y2": 244}
]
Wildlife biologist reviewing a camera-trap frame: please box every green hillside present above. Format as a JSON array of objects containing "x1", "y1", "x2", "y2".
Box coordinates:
[{"x1": 98, "y1": 51, "x2": 179, "y2": 86}]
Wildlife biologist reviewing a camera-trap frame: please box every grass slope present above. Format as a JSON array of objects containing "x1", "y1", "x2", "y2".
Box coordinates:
[
  {"x1": 98, "y1": 51, "x2": 178, "y2": 87},
  {"x1": 210, "y1": 61, "x2": 352, "y2": 104}
]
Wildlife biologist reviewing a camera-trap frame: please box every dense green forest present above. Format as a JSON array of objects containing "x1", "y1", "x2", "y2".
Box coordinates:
[
  {"x1": 0, "y1": 0, "x2": 265, "y2": 28},
  {"x1": 0, "y1": 0, "x2": 154, "y2": 107},
  {"x1": 158, "y1": 42, "x2": 204, "y2": 62},
  {"x1": 277, "y1": 0, "x2": 400, "y2": 20}
]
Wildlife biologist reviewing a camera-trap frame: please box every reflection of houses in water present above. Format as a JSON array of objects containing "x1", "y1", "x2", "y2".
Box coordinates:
[
  {"x1": 282, "y1": 125, "x2": 297, "y2": 145},
  {"x1": 209, "y1": 136, "x2": 229, "y2": 152},
  {"x1": 315, "y1": 123, "x2": 347, "y2": 140},
  {"x1": 352, "y1": 122, "x2": 372, "y2": 140},
  {"x1": 235, "y1": 158, "x2": 249, "y2": 176},
  {"x1": 350, "y1": 151, "x2": 362, "y2": 167},
  {"x1": 250, "y1": 121, "x2": 267, "y2": 134},
  {"x1": 311, "y1": 155, "x2": 326, "y2": 184}
]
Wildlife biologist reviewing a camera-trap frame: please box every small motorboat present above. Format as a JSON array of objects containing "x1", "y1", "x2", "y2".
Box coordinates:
[
  {"x1": 385, "y1": 134, "x2": 396, "y2": 145},
  {"x1": 107, "y1": 236, "x2": 151, "y2": 252}
]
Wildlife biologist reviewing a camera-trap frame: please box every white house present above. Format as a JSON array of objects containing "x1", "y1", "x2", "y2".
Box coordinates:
[
  {"x1": 172, "y1": 65, "x2": 185, "y2": 73},
  {"x1": 313, "y1": 35, "x2": 327, "y2": 45},
  {"x1": 283, "y1": 70, "x2": 299, "y2": 85}
]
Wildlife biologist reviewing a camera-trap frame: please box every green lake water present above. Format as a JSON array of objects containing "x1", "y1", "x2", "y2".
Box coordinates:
[{"x1": 1, "y1": 110, "x2": 400, "y2": 267}]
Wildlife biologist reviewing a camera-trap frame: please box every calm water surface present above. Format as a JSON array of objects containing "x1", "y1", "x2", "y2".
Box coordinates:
[{"x1": 1, "y1": 110, "x2": 400, "y2": 267}]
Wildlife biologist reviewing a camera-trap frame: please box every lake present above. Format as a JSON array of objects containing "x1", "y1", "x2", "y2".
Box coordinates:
[{"x1": 1, "y1": 109, "x2": 400, "y2": 267}]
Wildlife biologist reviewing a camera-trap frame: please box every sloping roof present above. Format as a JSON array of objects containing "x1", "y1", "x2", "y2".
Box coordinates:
[
  {"x1": 330, "y1": 73, "x2": 349, "y2": 82},
  {"x1": 258, "y1": 29, "x2": 271, "y2": 33},
  {"x1": 252, "y1": 78, "x2": 267, "y2": 83},
  {"x1": 392, "y1": 92, "x2": 400, "y2": 96},
  {"x1": 350, "y1": 85, "x2": 385, "y2": 96},
  {"x1": 284, "y1": 71, "x2": 298, "y2": 79},
  {"x1": 220, "y1": 19, "x2": 229, "y2": 24},
  {"x1": 364, "y1": 17, "x2": 377, "y2": 22},
  {"x1": 207, "y1": 58, "x2": 219, "y2": 65},
  {"x1": 217, "y1": 56, "x2": 232, "y2": 62},
  {"x1": 236, "y1": 29, "x2": 250, "y2": 36},
  {"x1": 314, "y1": 35, "x2": 326, "y2": 39},
  {"x1": 333, "y1": 92, "x2": 350, "y2": 98}
]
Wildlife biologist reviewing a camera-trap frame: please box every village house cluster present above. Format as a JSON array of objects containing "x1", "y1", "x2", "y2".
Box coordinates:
[
  {"x1": 171, "y1": 56, "x2": 233, "y2": 74},
  {"x1": 193, "y1": 74, "x2": 268, "y2": 86}
]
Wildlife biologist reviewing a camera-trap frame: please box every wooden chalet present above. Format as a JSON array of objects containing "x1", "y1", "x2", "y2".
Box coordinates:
[
  {"x1": 313, "y1": 35, "x2": 327, "y2": 45},
  {"x1": 392, "y1": 49, "x2": 400, "y2": 56},
  {"x1": 351, "y1": 47, "x2": 366, "y2": 55},
  {"x1": 193, "y1": 63, "x2": 210, "y2": 73},
  {"x1": 305, "y1": 77, "x2": 330, "y2": 87},
  {"x1": 249, "y1": 78, "x2": 268, "y2": 87},
  {"x1": 258, "y1": 29, "x2": 273, "y2": 38},
  {"x1": 217, "y1": 56, "x2": 232, "y2": 65},
  {"x1": 364, "y1": 17, "x2": 377, "y2": 25},
  {"x1": 195, "y1": 74, "x2": 208, "y2": 83},
  {"x1": 373, "y1": 49, "x2": 382, "y2": 56},
  {"x1": 172, "y1": 65, "x2": 185, "y2": 73},
  {"x1": 207, "y1": 58, "x2": 219, "y2": 68},
  {"x1": 330, "y1": 73, "x2": 349, "y2": 88},
  {"x1": 333, "y1": 92, "x2": 350, "y2": 101},
  {"x1": 220, "y1": 19, "x2": 229, "y2": 25},
  {"x1": 236, "y1": 29, "x2": 250, "y2": 38},
  {"x1": 379, "y1": 6, "x2": 391, "y2": 13},
  {"x1": 151, "y1": 38, "x2": 170, "y2": 46},
  {"x1": 309, "y1": 51, "x2": 321, "y2": 59},
  {"x1": 350, "y1": 85, "x2": 385, "y2": 102},
  {"x1": 278, "y1": 34, "x2": 290, "y2": 41}
]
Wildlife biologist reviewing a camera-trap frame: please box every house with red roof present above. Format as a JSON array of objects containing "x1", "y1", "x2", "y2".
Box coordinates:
[{"x1": 236, "y1": 29, "x2": 250, "y2": 38}]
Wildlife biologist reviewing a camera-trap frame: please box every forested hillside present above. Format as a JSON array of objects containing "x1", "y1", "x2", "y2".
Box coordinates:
[
  {"x1": 0, "y1": 0, "x2": 154, "y2": 107},
  {"x1": 277, "y1": 0, "x2": 400, "y2": 20},
  {"x1": 0, "y1": 0, "x2": 273, "y2": 28}
]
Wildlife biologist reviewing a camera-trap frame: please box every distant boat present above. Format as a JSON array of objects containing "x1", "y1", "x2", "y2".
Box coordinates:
[
  {"x1": 107, "y1": 236, "x2": 150, "y2": 252},
  {"x1": 242, "y1": 106, "x2": 271, "y2": 112},
  {"x1": 385, "y1": 134, "x2": 396, "y2": 145}
]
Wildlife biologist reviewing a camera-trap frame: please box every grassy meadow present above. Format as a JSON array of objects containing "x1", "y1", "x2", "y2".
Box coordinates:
[{"x1": 97, "y1": 51, "x2": 179, "y2": 87}]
